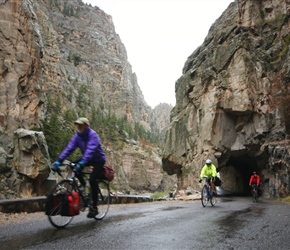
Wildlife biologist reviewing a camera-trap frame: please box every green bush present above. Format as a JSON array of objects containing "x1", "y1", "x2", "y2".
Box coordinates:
[{"x1": 151, "y1": 192, "x2": 168, "y2": 199}]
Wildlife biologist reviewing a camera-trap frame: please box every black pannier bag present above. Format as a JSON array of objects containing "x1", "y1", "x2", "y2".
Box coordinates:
[
  {"x1": 214, "y1": 177, "x2": 222, "y2": 186},
  {"x1": 45, "y1": 193, "x2": 65, "y2": 216}
]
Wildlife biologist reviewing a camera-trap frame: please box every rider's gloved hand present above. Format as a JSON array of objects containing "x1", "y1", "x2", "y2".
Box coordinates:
[
  {"x1": 199, "y1": 179, "x2": 202, "y2": 183},
  {"x1": 76, "y1": 160, "x2": 86, "y2": 173},
  {"x1": 52, "y1": 161, "x2": 61, "y2": 171}
]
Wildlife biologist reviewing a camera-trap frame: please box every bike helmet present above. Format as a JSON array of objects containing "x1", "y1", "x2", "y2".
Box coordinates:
[
  {"x1": 253, "y1": 171, "x2": 256, "y2": 174},
  {"x1": 205, "y1": 159, "x2": 212, "y2": 165}
]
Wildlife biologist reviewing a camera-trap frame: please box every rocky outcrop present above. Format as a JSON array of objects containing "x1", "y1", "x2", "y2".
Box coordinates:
[
  {"x1": 151, "y1": 103, "x2": 173, "y2": 141},
  {"x1": 0, "y1": 0, "x2": 170, "y2": 139},
  {"x1": 162, "y1": 0, "x2": 290, "y2": 197},
  {"x1": 0, "y1": 0, "x2": 44, "y2": 135},
  {"x1": 13, "y1": 129, "x2": 50, "y2": 179},
  {"x1": 0, "y1": 129, "x2": 50, "y2": 199},
  {"x1": 107, "y1": 144, "x2": 176, "y2": 194},
  {"x1": 0, "y1": 0, "x2": 173, "y2": 198},
  {"x1": 36, "y1": 0, "x2": 152, "y2": 126}
]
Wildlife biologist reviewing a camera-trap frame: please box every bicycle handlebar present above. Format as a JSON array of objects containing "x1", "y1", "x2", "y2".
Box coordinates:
[{"x1": 51, "y1": 161, "x2": 91, "y2": 177}]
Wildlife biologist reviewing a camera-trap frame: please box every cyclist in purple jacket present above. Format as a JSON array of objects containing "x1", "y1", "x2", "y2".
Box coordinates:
[{"x1": 52, "y1": 117, "x2": 106, "y2": 218}]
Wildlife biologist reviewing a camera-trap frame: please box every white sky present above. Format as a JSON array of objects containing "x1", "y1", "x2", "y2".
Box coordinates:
[{"x1": 83, "y1": 0, "x2": 233, "y2": 108}]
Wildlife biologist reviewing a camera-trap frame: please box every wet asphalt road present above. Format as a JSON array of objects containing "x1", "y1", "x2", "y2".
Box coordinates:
[{"x1": 0, "y1": 196, "x2": 290, "y2": 250}]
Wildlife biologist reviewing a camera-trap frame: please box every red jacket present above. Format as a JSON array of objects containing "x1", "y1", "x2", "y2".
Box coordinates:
[{"x1": 249, "y1": 175, "x2": 260, "y2": 185}]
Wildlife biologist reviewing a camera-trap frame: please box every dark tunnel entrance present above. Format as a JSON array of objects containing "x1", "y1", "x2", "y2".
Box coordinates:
[{"x1": 219, "y1": 154, "x2": 258, "y2": 195}]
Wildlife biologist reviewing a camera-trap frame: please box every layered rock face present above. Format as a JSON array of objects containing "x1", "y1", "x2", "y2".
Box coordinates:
[
  {"x1": 0, "y1": 0, "x2": 44, "y2": 138},
  {"x1": 162, "y1": 0, "x2": 290, "y2": 197},
  {"x1": 0, "y1": 0, "x2": 173, "y2": 198}
]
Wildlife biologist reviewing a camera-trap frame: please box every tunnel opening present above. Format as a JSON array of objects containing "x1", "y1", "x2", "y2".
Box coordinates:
[{"x1": 219, "y1": 154, "x2": 258, "y2": 195}]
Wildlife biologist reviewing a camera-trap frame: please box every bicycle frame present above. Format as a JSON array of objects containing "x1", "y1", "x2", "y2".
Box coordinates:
[
  {"x1": 60, "y1": 163, "x2": 90, "y2": 207},
  {"x1": 65, "y1": 165, "x2": 108, "y2": 208},
  {"x1": 201, "y1": 176, "x2": 217, "y2": 207},
  {"x1": 47, "y1": 161, "x2": 111, "y2": 228},
  {"x1": 203, "y1": 177, "x2": 212, "y2": 198}
]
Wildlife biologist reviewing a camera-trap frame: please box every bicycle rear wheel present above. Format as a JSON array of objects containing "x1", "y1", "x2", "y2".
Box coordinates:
[
  {"x1": 94, "y1": 180, "x2": 110, "y2": 220},
  {"x1": 47, "y1": 180, "x2": 75, "y2": 228},
  {"x1": 201, "y1": 185, "x2": 208, "y2": 207}
]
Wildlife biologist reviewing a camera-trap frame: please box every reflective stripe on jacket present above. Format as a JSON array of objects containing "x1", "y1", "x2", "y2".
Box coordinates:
[{"x1": 59, "y1": 127, "x2": 106, "y2": 164}]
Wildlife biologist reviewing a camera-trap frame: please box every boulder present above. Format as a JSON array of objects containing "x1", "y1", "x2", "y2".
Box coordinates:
[{"x1": 12, "y1": 129, "x2": 51, "y2": 196}]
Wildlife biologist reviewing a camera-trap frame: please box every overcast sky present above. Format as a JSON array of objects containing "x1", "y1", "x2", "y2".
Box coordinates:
[{"x1": 83, "y1": 0, "x2": 233, "y2": 108}]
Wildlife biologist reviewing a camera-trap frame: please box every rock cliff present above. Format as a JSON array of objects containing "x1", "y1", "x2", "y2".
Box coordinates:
[
  {"x1": 0, "y1": 0, "x2": 174, "y2": 198},
  {"x1": 162, "y1": 0, "x2": 290, "y2": 198}
]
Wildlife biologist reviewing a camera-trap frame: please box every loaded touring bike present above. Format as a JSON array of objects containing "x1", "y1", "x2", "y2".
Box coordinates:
[
  {"x1": 201, "y1": 176, "x2": 217, "y2": 207},
  {"x1": 45, "y1": 161, "x2": 111, "y2": 228}
]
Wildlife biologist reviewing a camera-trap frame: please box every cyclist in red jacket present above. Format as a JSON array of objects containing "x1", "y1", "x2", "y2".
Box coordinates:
[
  {"x1": 249, "y1": 171, "x2": 261, "y2": 195},
  {"x1": 249, "y1": 171, "x2": 260, "y2": 186}
]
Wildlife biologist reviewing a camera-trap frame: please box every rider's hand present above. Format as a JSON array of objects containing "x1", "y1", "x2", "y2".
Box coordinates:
[
  {"x1": 52, "y1": 161, "x2": 61, "y2": 171},
  {"x1": 76, "y1": 160, "x2": 86, "y2": 173},
  {"x1": 199, "y1": 179, "x2": 202, "y2": 183}
]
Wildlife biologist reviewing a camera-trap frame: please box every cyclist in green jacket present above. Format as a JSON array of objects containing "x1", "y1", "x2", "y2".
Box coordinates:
[{"x1": 199, "y1": 159, "x2": 217, "y2": 196}]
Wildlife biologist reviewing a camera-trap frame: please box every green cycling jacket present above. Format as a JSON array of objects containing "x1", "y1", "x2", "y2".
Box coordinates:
[{"x1": 200, "y1": 164, "x2": 217, "y2": 180}]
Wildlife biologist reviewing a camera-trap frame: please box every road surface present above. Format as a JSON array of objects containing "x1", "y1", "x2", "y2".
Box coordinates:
[{"x1": 0, "y1": 196, "x2": 289, "y2": 249}]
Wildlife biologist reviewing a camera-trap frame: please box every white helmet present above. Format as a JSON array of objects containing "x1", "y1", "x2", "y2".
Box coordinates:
[{"x1": 205, "y1": 159, "x2": 212, "y2": 164}]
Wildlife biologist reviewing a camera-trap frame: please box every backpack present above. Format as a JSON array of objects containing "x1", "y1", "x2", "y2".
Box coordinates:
[
  {"x1": 45, "y1": 191, "x2": 80, "y2": 216},
  {"x1": 100, "y1": 165, "x2": 115, "y2": 182}
]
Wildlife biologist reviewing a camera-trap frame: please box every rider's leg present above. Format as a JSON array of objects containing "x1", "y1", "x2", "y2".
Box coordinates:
[
  {"x1": 89, "y1": 163, "x2": 104, "y2": 207},
  {"x1": 75, "y1": 172, "x2": 86, "y2": 187},
  {"x1": 210, "y1": 178, "x2": 216, "y2": 194},
  {"x1": 87, "y1": 162, "x2": 104, "y2": 218}
]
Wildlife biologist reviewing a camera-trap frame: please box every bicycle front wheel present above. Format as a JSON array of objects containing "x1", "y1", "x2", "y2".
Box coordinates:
[
  {"x1": 47, "y1": 180, "x2": 75, "y2": 228},
  {"x1": 95, "y1": 180, "x2": 110, "y2": 220},
  {"x1": 210, "y1": 193, "x2": 217, "y2": 206},
  {"x1": 252, "y1": 190, "x2": 258, "y2": 203},
  {"x1": 201, "y1": 185, "x2": 208, "y2": 207}
]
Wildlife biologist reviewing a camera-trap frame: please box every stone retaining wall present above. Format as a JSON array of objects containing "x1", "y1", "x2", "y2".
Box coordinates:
[{"x1": 0, "y1": 195, "x2": 155, "y2": 213}]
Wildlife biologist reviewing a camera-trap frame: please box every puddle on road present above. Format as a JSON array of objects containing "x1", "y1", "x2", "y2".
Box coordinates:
[
  {"x1": 106, "y1": 212, "x2": 144, "y2": 223},
  {"x1": 215, "y1": 206, "x2": 265, "y2": 238},
  {"x1": 218, "y1": 198, "x2": 234, "y2": 202},
  {"x1": 161, "y1": 206, "x2": 185, "y2": 211},
  {"x1": 215, "y1": 208, "x2": 250, "y2": 238}
]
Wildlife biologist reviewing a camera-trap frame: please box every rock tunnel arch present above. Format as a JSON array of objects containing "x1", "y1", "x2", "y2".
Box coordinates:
[{"x1": 218, "y1": 154, "x2": 258, "y2": 195}]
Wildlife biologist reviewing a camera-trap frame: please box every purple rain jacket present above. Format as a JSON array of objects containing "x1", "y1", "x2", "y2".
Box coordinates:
[{"x1": 58, "y1": 127, "x2": 106, "y2": 164}]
